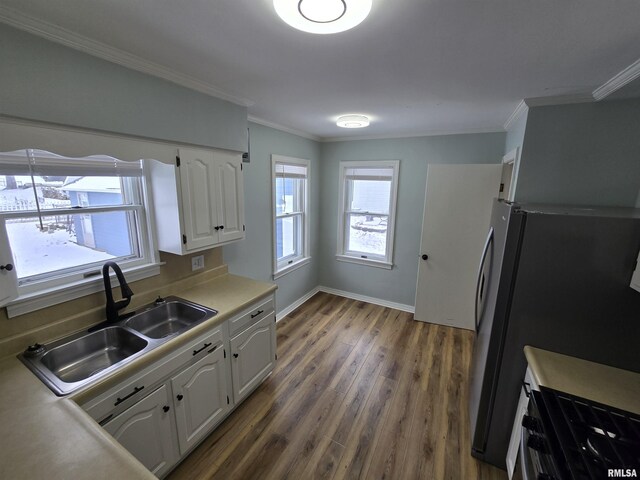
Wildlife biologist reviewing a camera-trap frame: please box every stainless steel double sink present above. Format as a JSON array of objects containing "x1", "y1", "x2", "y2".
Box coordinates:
[{"x1": 19, "y1": 296, "x2": 217, "y2": 396}]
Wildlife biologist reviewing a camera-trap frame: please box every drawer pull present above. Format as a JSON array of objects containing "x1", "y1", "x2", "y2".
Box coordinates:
[
  {"x1": 176, "y1": 394, "x2": 184, "y2": 401},
  {"x1": 251, "y1": 310, "x2": 264, "y2": 319},
  {"x1": 233, "y1": 353, "x2": 239, "y2": 358},
  {"x1": 98, "y1": 414, "x2": 113, "y2": 426},
  {"x1": 114, "y1": 385, "x2": 144, "y2": 406},
  {"x1": 193, "y1": 342, "x2": 212, "y2": 356},
  {"x1": 163, "y1": 405, "x2": 170, "y2": 413}
]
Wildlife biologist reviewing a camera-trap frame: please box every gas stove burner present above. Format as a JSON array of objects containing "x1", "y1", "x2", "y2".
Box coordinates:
[
  {"x1": 585, "y1": 433, "x2": 616, "y2": 464},
  {"x1": 536, "y1": 387, "x2": 640, "y2": 480},
  {"x1": 584, "y1": 432, "x2": 640, "y2": 467}
]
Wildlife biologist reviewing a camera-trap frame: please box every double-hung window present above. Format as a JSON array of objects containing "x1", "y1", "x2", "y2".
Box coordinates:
[
  {"x1": 0, "y1": 148, "x2": 156, "y2": 314},
  {"x1": 337, "y1": 160, "x2": 399, "y2": 269},
  {"x1": 272, "y1": 155, "x2": 310, "y2": 278}
]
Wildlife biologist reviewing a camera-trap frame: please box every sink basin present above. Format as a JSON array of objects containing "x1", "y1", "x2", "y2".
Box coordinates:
[
  {"x1": 19, "y1": 296, "x2": 217, "y2": 395},
  {"x1": 125, "y1": 299, "x2": 217, "y2": 339},
  {"x1": 40, "y1": 327, "x2": 148, "y2": 383}
]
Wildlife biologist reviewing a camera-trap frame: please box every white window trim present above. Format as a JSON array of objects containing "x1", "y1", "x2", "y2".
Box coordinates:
[
  {"x1": 0, "y1": 120, "x2": 170, "y2": 315},
  {"x1": 5, "y1": 261, "x2": 163, "y2": 318},
  {"x1": 336, "y1": 160, "x2": 400, "y2": 268},
  {"x1": 271, "y1": 155, "x2": 310, "y2": 279}
]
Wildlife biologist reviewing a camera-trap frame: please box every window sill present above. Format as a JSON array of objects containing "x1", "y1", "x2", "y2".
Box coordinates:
[
  {"x1": 6, "y1": 262, "x2": 164, "y2": 318},
  {"x1": 273, "y1": 257, "x2": 311, "y2": 280},
  {"x1": 335, "y1": 255, "x2": 393, "y2": 270}
]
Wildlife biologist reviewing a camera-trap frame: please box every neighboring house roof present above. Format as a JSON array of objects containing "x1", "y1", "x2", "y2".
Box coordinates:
[{"x1": 62, "y1": 176, "x2": 121, "y2": 194}]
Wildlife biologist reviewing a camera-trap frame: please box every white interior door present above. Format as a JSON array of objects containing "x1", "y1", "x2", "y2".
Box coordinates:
[{"x1": 414, "y1": 164, "x2": 502, "y2": 329}]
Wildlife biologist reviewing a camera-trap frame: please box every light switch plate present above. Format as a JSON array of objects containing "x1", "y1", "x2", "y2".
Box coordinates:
[{"x1": 191, "y1": 255, "x2": 205, "y2": 271}]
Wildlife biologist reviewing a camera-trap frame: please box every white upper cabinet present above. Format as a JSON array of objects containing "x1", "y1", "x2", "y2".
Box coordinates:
[
  {"x1": 149, "y1": 147, "x2": 245, "y2": 255},
  {"x1": 214, "y1": 151, "x2": 245, "y2": 244},
  {"x1": 0, "y1": 218, "x2": 18, "y2": 307}
]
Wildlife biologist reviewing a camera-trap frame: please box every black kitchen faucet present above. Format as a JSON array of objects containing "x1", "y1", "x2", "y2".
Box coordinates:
[{"x1": 103, "y1": 261, "x2": 134, "y2": 323}]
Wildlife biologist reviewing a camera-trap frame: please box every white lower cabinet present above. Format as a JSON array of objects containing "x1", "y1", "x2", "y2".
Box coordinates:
[
  {"x1": 84, "y1": 294, "x2": 276, "y2": 478},
  {"x1": 171, "y1": 346, "x2": 229, "y2": 454},
  {"x1": 103, "y1": 384, "x2": 179, "y2": 478},
  {"x1": 230, "y1": 314, "x2": 276, "y2": 404}
]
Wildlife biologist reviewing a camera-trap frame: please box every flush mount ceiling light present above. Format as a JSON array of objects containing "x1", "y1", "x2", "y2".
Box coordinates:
[
  {"x1": 336, "y1": 115, "x2": 370, "y2": 128},
  {"x1": 274, "y1": 0, "x2": 372, "y2": 34}
]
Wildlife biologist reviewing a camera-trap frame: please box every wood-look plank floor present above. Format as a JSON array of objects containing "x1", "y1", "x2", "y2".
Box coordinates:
[{"x1": 168, "y1": 293, "x2": 507, "y2": 480}]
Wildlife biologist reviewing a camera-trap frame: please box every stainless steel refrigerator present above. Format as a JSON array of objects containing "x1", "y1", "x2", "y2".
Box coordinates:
[{"x1": 468, "y1": 199, "x2": 640, "y2": 468}]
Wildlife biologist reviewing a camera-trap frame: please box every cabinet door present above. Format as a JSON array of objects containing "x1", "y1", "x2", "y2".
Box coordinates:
[
  {"x1": 214, "y1": 151, "x2": 245, "y2": 244},
  {"x1": 103, "y1": 384, "x2": 179, "y2": 478},
  {"x1": 0, "y1": 218, "x2": 18, "y2": 307},
  {"x1": 230, "y1": 314, "x2": 276, "y2": 404},
  {"x1": 178, "y1": 148, "x2": 219, "y2": 251},
  {"x1": 171, "y1": 347, "x2": 230, "y2": 455}
]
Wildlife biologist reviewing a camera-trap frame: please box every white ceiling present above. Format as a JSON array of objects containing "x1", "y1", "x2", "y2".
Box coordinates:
[{"x1": 1, "y1": 0, "x2": 640, "y2": 140}]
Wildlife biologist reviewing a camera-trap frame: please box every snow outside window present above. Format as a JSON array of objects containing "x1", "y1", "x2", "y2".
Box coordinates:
[
  {"x1": 0, "y1": 149, "x2": 155, "y2": 303},
  {"x1": 272, "y1": 155, "x2": 310, "y2": 278},
  {"x1": 337, "y1": 161, "x2": 399, "y2": 269}
]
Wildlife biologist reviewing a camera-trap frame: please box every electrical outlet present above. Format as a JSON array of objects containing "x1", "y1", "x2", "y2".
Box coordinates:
[{"x1": 191, "y1": 255, "x2": 205, "y2": 271}]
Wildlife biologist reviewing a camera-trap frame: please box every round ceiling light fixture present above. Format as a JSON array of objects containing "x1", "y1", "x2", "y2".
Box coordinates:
[
  {"x1": 336, "y1": 114, "x2": 370, "y2": 128},
  {"x1": 274, "y1": 0, "x2": 372, "y2": 34}
]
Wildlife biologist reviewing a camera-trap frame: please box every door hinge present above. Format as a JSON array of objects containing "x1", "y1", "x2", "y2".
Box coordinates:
[
  {"x1": 182, "y1": 234, "x2": 187, "y2": 245},
  {"x1": 176, "y1": 155, "x2": 181, "y2": 167},
  {"x1": 226, "y1": 395, "x2": 230, "y2": 405},
  {"x1": 223, "y1": 349, "x2": 226, "y2": 358},
  {"x1": 243, "y1": 225, "x2": 246, "y2": 232},
  {"x1": 499, "y1": 183, "x2": 504, "y2": 193},
  {"x1": 275, "y1": 354, "x2": 278, "y2": 360},
  {"x1": 241, "y1": 163, "x2": 243, "y2": 171}
]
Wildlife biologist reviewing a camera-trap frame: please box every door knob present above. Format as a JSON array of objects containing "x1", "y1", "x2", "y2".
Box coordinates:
[{"x1": 421, "y1": 254, "x2": 428, "y2": 261}]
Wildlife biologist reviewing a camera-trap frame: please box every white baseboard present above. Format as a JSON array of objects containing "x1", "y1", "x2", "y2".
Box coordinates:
[
  {"x1": 318, "y1": 286, "x2": 415, "y2": 314},
  {"x1": 276, "y1": 285, "x2": 415, "y2": 322},
  {"x1": 276, "y1": 286, "x2": 321, "y2": 322}
]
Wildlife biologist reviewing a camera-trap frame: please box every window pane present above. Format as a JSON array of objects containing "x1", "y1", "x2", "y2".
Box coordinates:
[
  {"x1": 348, "y1": 180, "x2": 391, "y2": 214},
  {"x1": 276, "y1": 215, "x2": 301, "y2": 261},
  {"x1": 275, "y1": 176, "x2": 303, "y2": 214},
  {"x1": 0, "y1": 176, "x2": 41, "y2": 212},
  {"x1": 6, "y1": 211, "x2": 139, "y2": 280},
  {"x1": 61, "y1": 176, "x2": 128, "y2": 208},
  {"x1": 346, "y1": 214, "x2": 388, "y2": 256},
  {"x1": 0, "y1": 175, "x2": 134, "y2": 213}
]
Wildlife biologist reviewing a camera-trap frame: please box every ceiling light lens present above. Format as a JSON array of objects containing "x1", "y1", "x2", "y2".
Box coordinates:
[
  {"x1": 298, "y1": 0, "x2": 346, "y2": 23},
  {"x1": 274, "y1": 0, "x2": 372, "y2": 34},
  {"x1": 337, "y1": 115, "x2": 370, "y2": 128}
]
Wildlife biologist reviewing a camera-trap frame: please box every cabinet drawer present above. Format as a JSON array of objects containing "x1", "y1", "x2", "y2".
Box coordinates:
[
  {"x1": 83, "y1": 327, "x2": 224, "y2": 423},
  {"x1": 229, "y1": 296, "x2": 274, "y2": 337}
]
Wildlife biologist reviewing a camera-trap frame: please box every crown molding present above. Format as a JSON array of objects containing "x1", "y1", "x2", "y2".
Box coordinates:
[
  {"x1": 322, "y1": 126, "x2": 503, "y2": 143},
  {"x1": 0, "y1": 6, "x2": 254, "y2": 107},
  {"x1": 504, "y1": 92, "x2": 598, "y2": 131},
  {"x1": 524, "y1": 93, "x2": 595, "y2": 107},
  {"x1": 592, "y1": 57, "x2": 640, "y2": 101},
  {"x1": 503, "y1": 100, "x2": 529, "y2": 131},
  {"x1": 248, "y1": 115, "x2": 321, "y2": 141}
]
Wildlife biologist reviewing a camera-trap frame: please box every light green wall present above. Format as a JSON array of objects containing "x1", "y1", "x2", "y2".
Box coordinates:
[
  {"x1": 318, "y1": 133, "x2": 506, "y2": 307},
  {"x1": 515, "y1": 100, "x2": 640, "y2": 206},
  {"x1": 223, "y1": 123, "x2": 321, "y2": 313},
  {"x1": 504, "y1": 108, "x2": 528, "y2": 154},
  {"x1": 0, "y1": 25, "x2": 247, "y2": 151}
]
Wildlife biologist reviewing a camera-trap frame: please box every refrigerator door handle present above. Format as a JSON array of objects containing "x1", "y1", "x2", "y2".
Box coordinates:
[{"x1": 474, "y1": 227, "x2": 494, "y2": 333}]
